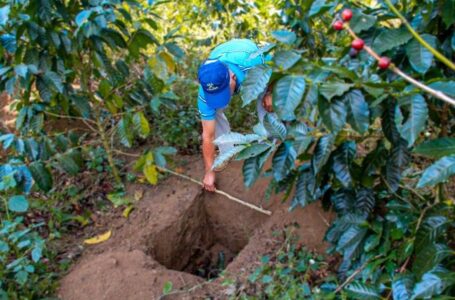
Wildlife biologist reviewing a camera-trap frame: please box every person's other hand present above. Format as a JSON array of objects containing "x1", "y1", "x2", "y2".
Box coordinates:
[
  {"x1": 203, "y1": 171, "x2": 216, "y2": 192},
  {"x1": 262, "y1": 92, "x2": 273, "y2": 112}
]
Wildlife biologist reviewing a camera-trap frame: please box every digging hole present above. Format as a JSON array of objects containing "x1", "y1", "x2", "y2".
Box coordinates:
[{"x1": 147, "y1": 193, "x2": 266, "y2": 280}]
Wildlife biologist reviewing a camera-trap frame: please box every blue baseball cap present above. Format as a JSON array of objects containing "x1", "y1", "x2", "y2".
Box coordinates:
[{"x1": 198, "y1": 60, "x2": 231, "y2": 109}]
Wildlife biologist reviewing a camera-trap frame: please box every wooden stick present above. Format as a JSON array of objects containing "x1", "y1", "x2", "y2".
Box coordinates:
[
  {"x1": 112, "y1": 150, "x2": 272, "y2": 216},
  {"x1": 157, "y1": 166, "x2": 272, "y2": 216},
  {"x1": 345, "y1": 26, "x2": 455, "y2": 107}
]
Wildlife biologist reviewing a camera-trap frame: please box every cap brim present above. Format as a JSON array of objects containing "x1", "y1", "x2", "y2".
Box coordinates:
[{"x1": 203, "y1": 84, "x2": 231, "y2": 109}]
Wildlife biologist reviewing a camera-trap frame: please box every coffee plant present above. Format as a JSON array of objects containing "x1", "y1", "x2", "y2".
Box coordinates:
[
  {"x1": 0, "y1": 0, "x2": 179, "y2": 296},
  {"x1": 0, "y1": 160, "x2": 53, "y2": 297},
  {"x1": 0, "y1": 0, "x2": 454, "y2": 298},
  {"x1": 216, "y1": 0, "x2": 455, "y2": 298},
  {"x1": 0, "y1": 0, "x2": 181, "y2": 186}
]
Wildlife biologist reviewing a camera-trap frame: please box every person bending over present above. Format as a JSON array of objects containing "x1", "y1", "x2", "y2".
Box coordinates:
[{"x1": 197, "y1": 39, "x2": 274, "y2": 192}]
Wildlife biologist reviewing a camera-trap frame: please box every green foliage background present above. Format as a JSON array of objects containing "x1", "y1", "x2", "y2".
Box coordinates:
[{"x1": 0, "y1": 0, "x2": 454, "y2": 298}]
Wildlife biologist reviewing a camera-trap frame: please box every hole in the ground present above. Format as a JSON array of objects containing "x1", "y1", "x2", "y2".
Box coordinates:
[{"x1": 147, "y1": 193, "x2": 266, "y2": 280}]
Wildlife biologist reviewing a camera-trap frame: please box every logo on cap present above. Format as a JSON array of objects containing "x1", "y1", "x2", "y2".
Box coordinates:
[{"x1": 206, "y1": 83, "x2": 218, "y2": 91}]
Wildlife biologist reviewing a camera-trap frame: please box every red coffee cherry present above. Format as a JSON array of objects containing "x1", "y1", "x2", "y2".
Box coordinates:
[
  {"x1": 378, "y1": 56, "x2": 391, "y2": 69},
  {"x1": 333, "y1": 20, "x2": 344, "y2": 31},
  {"x1": 351, "y1": 39, "x2": 364, "y2": 50},
  {"x1": 341, "y1": 9, "x2": 353, "y2": 21}
]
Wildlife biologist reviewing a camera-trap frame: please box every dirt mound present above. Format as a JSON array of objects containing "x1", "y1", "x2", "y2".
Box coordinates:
[
  {"x1": 58, "y1": 250, "x2": 203, "y2": 300},
  {"x1": 58, "y1": 158, "x2": 334, "y2": 299}
]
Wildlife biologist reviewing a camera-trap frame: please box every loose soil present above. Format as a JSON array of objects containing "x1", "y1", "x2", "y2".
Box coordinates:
[
  {"x1": 0, "y1": 92, "x2": 15, "y2": 132},
  {"x1": 58, "y1": 157, "x2": 334, "y2": 299}
]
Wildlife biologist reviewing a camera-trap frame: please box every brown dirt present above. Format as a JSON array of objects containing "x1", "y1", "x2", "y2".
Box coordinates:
[
  {"x1": 57, "y1": 157, "x2": 334, "y2": 300},
  {"x1": 0, "y1": 92, "x2": 15, "y2": 132}
]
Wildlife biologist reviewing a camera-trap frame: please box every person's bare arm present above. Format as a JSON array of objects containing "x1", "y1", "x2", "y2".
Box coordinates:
[{"x1": 201, "y1": 120, "x2": 216, "y2": 191}]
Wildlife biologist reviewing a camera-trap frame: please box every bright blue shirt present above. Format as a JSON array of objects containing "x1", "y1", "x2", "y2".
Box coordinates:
[{"x1": 198, "y1": 39, "x2": 266, "y2": 120}]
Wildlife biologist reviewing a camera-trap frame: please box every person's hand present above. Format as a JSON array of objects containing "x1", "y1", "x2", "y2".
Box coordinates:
[
  {"x1": 202, "y1": 171, "x2": 216, "y2": 192},
  {"x1": 262, "y1": 92, "x2": 273, "y2": 112}
]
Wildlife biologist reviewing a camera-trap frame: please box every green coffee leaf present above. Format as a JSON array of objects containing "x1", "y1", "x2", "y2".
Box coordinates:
[
  {"x1": 411, "y1": 272, "x2": 444, "y2": 299},
  {"x1": 1, "y1": 33, "x2": 17, "y2": 53},
  {"x1": 332, "y1": 142, "x2": 356, "y2": 188},
  {"x1": 417, "y1": 155, "x2": 455, "y2": 187},
  {"x1": 57, "y1": 153, "x2": 80, "y2": 175},
  {"x1": 36, "y1": 76, "x2": 52, "y2": 102},
  {"x1": 415, "y1": 216, "x2": 448, "y2": 254},
  {"x1": 129, "y1": 29, "x2": 160, "y2": 57},
  {"x1": 350, "y1": 10, "x2": 377, "y2": 33},
  {"x1": 0, "y1": 5, "x2": 10, "y2": 26},
  {"x1": 386, "y1": 139, "x2": 410, "y2": 192},
  {"x1": 214, "y1": 132, "x2": 261, "y2": 146},
  {"x1": 75, "y1": 10, "x2": 92, "y2": 26},
  {"x1": 397, "y1": 94, "x2": 428, "y2": 146},
  {"x1": 273, "y1": 75, "x2": 306, "y2": 121},
  {"x1": 344, "y1": 90, "x2": 370, "y2": 134},
  {"x1": 236, "y1": 143, "x2": 271, "y2": 161},
  {"x1": 312, "y1": 134, "x2": 334, "y2": 175},
  {"x1": 133, "y1": 111, "x2": 150, "y2": 139},
  {"x1": 44, "y1": 71, "x2": 64, "y2": 93},
  {"x1": 212, "y1": 145, "x2": 246, "y2": 170},
  {"x1": 414, "y1": 138, "x2": 455, "y2": 159},
  {"x1": 381, "y1": 101, "x2": 401, "y2": 145},
  {"x1": 8, "y1": 195, "x2": 29, "y2": 212},
  {"x1": 320, "y1": 82, "x2": 353, "y2": 100},
  {"x1": 273, "y1": 50, "x2": 301, "y2": 71},
  {"x1": 271, "y1": 30, "x2": 296, "y2": 44},
  {"x1": 241, "y1": 65, "x2": 272, "y2": 107},
  {"x1": 406, "y1": 34, "x2": 437, "y2": 74},
  {"x1": 264, "y1": 114, "x2": 287, "y2": 141},
  {"x1": 153, "y1": 146, "x2": 177, "y2": 168},
  {"x1": 288, "y1": 123, "x2": 313, "y2": 155},
  {"x1": 392, "y1": 274, "x2": 415, "y2": 300},
  {"x1": 428, "y1": 81, "x2": 455, "y2": 98},
  {"x1": 318, "y1": 97, "x2": 347, "y2": 132},
  {"x1": 14, "y1": 64, "x2": 28, "y2": 78},
  {"x1": 413, "y1": 244, "x2": 451, "y2": 278},
  {"x1": 243, "y1": 156, "x2": 261, "y2": 188},
  {"x1": 441, "y1": 0, "x2": 455, "y2": 27},
  {"x1": 29, "y1": 161, "x2": 53, "y2": 192},
  {"x1": 336, "y1": 225, "x2": 367, "y2": 253},
  {"x1": 372, "y1": 27, "x2": 412, "y2": 55},
  {"x1": 344, "y1": 282, "x2": 380, "y2": 300},
  {"x1": 290, "y1": 168, "x2": 315, "y2": 209},
  {"x1": 0, "y1": 133, "x2": 15, "y2": 150},
  {"x1": 272, "y1": 141, "x2": 296, "y2": 181},
  {"x1": 355, "y1": 188, "x2": 375, "y2": 215},
  {"x1": 31, "y1": 246, "x2": 43, "y2": 263},
  {"x1": 118, "y1": 116, "x2": 134, "y2": 147},
  {"x1": 309, "y1": 0, "x2": 333, "y2": 17}
]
